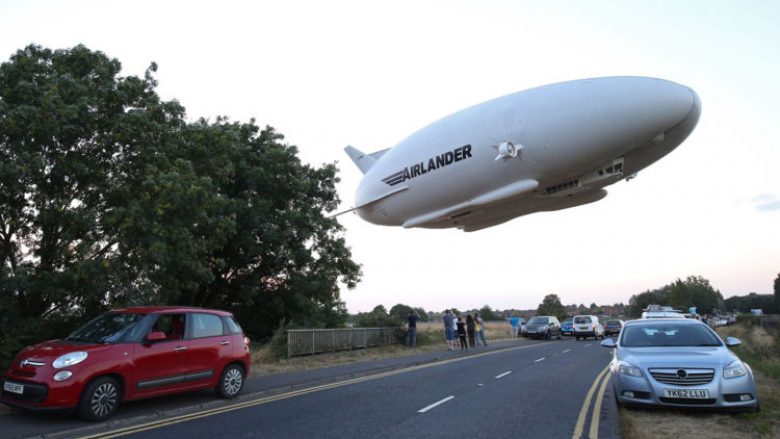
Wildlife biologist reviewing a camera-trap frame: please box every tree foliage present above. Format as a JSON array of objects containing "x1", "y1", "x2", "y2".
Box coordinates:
[
  {"x1": 354, "y1": 305, "x2": 398, "y2": 328},
  {"x1": 477, "y1": 304, "x2": 501, "y2": 321},
  {"x1": 625, "y1": 276, "x2": 723, "y2": 318},
  {"x1": 0, "y1": 45, "x2": 360, "y2": 366},
  {"x1": 536, "y1": 294, "x2": 567, "y2": 321},
  {"x1": 724, "y1": 293, "x2": 775, "y2": 314},
  {"x1": 775, "y1": 273, "x2": 780, "y2": 313}
]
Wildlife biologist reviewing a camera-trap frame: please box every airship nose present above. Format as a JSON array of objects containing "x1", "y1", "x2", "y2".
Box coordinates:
[
  {"x1": 660, "y1": 82, "x2": 701, "y2": 143},
  {"x1": 604, "y1": 78, "x2": 700, "y2": 149},
  {"x1": 653, "y1": 79, "x2": 699, "y2": 127}
]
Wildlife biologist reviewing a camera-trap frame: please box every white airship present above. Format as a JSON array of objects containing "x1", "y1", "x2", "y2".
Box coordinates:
[{"x1": 343, "y1": 76, "x2": 700, "y2": 232}]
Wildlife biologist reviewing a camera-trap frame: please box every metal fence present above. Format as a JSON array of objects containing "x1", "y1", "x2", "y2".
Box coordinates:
[{"x1": 287, "y1": 327, "x2": 398, "y2": 358}]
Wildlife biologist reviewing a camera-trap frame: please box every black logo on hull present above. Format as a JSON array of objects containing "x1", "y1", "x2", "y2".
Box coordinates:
[{"x1": 382, "y1": 145, "x2": 473, "y2": 186}]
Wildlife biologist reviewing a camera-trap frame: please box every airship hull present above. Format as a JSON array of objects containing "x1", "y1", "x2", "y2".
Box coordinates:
[{"x1": 344, "y1": 77, "x2": 701, "y2": 232}]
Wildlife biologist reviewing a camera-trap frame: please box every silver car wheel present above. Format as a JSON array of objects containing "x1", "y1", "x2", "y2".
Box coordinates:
[
  {"x1": 90, "y1": 382, "x2": 118, "y2": 417},
  {"x1": 223, "y1": 367, "x2": 243, "y2": 396}
]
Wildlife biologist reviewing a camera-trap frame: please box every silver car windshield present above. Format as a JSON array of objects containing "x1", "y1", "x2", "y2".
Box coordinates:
[
  {"x1": 621, "y1": 324, "x2": 722, "y2": 347},
  {"x1": 528, "y1": 317, "x2": 548, "y2": 324}
]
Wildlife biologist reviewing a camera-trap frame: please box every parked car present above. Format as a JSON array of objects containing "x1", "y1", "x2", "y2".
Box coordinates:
[
  {"x1": 561, "y1": 319, "x2": 574, "y2": 336},
  {"x1": 604, "y1": 320, "x2": 624, "y2": 336},
  {"x1": 1, "y1": 306, "x2": 251, "y2": 420},
  {"x1": 573, "y1": 315, "x2": 604, "y2": 340},
  {"x1": 601, "y1": 318, "x2": 759, "y2": 411},
  {"x1": 524, "y1": 316, "x2": 562, "y2": 339},
  {"x1": 642, "y1": 311, "x2": 685, "y2": 319}
]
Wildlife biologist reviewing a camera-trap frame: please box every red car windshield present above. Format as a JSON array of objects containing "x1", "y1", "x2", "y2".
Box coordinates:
[{"x1": 64, "y1": 312, "x2": 147, "y2": 344}]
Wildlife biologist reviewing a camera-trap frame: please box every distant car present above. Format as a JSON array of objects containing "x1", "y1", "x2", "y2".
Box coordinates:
[
  {"x1": 573, "y1": 315, "x2": 604, "y2": 340},
  {"x1": 1, "y1": 306, "x2": 251, "y2": 420},
  {"x1": 642, "y1": 311, "x2": 685, "y2": 319},
  {"x1": 601, "y1": 318, "x2": 759, "y2": 412},
  {"x1": 604, "y1": 320, "x2": 624, "y2": 336},
  {"x1": 524, "y1": 316, "x2": 562, "y2": 340},
  {"x1": 561, "y1": 319, "x2": 574, "y2": 336}
]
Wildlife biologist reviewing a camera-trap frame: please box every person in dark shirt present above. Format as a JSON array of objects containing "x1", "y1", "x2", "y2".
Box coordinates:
[
  {"x1": 407, "y1": 310, "x2": 419, "y2": 347},
  {"x1": 456, "y1": 316, "x2": 468, "y2": 351},
  {"x1": 466, "y1": 314, "x2": 476, "y2": 348}
]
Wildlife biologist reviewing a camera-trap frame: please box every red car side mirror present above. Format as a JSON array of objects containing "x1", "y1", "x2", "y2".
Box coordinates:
[{"x1": 146, "y1": 331, "x2": 167, "y2": 342}]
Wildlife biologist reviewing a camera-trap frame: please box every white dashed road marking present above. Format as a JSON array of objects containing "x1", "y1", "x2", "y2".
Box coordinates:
[
  {"x1": 562, "y1": 349, "x2": 571, "y2": 353},
  {"x1": 534, "y1": 357, "x2": 546, "y2": 363},
  {"x1": 495, "y1": 371, "x2": 512, "y2": 379},
  {"x1": 418, "y1": 396, "x2": 455, "y2": 413}
]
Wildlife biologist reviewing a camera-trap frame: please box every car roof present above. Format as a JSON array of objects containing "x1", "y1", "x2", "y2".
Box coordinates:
[
  {"x1": 624, "y1": 318, "x2": 703, "y2": 327},
  {"x1": 110, "y1": 306, "x2": 232, "y2": 317}
]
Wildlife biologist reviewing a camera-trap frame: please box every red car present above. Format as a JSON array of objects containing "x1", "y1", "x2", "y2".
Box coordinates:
[{"x1": 1, "y1": 306, "x2": 251, "y2": 420}]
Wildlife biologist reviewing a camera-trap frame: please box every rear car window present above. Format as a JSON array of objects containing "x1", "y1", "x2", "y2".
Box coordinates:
[
  {"x1": 574, "y1": 316, "x2": 592, "y2": 324},
  {"x1": 191, "y1": 313, "x2": 224, "y2": 338},
  {"x1": 223, "y1": 316, "x2": 243, "y2": 334}
]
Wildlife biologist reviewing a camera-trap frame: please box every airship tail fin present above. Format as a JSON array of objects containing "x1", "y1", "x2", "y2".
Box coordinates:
[{"x1": 344, "y1": 145, "x2": 384, "y2": 174}]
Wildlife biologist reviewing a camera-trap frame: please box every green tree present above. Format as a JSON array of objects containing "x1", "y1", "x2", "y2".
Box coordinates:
[
  {"x1": 354, "y1": 305, "x2": 397, "y2": 327},
  {"x1": 774, "y1": 273, "x2": 780, "y2": 313},
  {"x1": 478, "y1": 304, "x2": 500, "y2": 321},
  {"x1": 536, "y1": 294, "x2": 567, "y2": 321},
  {"x1": 413, "y1": 307, "x2": 429, "y2": 322},
  {"x1": 0, "y1": 45, "x2": 185, "y2": 364},
  {"x1": 626, "y1": 287, "x2": 668, "y2": 318},
  {"x1": 626, "y1": 276, "x2": 723, "y2": 318},
  {"x1": 668, "y1": 276, "x2": 723, "y2": 314},
  {"x1": 0, "y1": 45, "x2": 360, "y2": 366},
  {"x1": 724, "y1": 293, "x2": 774, "y2": 313},
  {"x1": 172, "y1": 120, "x2": 360, "y2": 338},
  {"x1": 389, "y1": 304, "x2": 414, "y2": 324}
]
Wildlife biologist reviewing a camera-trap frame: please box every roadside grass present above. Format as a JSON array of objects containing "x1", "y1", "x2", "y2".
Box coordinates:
[
  {"x1": 619, "y1": 317, "x2": 780, "y2": 438},
  {"x1": 249, "y1": 321, "x2": 513, "y2": 376}
]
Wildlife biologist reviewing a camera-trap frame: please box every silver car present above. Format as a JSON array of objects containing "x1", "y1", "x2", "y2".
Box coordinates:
[{"x1": 601, "y1": 318, "x2": 759, "y2": 411}]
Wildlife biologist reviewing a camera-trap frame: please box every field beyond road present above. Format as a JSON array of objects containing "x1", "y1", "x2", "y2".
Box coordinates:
[{"x1": 250, "y1": 320, "x2": 513, "y2": 376}]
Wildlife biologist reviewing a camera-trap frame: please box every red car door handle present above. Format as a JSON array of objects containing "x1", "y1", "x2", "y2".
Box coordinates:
[
  {"x1": 220, "y1": 341, "x2": 231, "y2": 346},
  {"x1": 174, "y1": 346, "x2": 187, "y2": 352}
]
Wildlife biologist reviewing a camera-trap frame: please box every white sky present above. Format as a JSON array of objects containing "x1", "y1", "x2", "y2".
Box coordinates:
[{"x1": 1, "y1": 0, "x2": 778, "y2": 313}]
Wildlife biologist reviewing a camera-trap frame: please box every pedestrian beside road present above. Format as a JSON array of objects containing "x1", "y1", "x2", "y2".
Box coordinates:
[
  {"x1": 451, "y1": 313, "x2": 457, "y2": 343},
  {"x1": 407, "y1": 310, "x2": 419, "y2": 347},
  {"x1": 475, "y1": 313, "x2": 488, "y2": 346},
  {"x1": 510, "y1": 315, "x2": 519, "y2": 338},
  {"x1": 443, "y1": 309, "x2": 456, "y2": 351},
  {"x1": 466, "y1": 314, "x2": 476, "y2": 348},
  {"x1": 456, "y1": 316, "x2": 468, "y2": 351}
]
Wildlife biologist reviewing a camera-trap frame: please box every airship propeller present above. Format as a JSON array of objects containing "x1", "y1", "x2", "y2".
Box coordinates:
[{"x1": 494, "y1": 141, "x2": 522, "y2": 160}]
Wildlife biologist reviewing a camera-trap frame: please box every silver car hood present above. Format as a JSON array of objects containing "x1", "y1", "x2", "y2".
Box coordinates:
[{"x1": 618, "y1": 346, "x2": 738, "y2": 368}]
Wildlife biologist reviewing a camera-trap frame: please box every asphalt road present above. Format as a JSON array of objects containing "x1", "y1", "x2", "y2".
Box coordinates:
[{"x1": 1, "y1": 337, "x2": 618, "y2": 438}]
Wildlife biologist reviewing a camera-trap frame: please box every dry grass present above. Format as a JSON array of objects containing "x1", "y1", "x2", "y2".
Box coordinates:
[
  {"x1": 416, "y1": 320, "x2": 512, "y2": 340},
  {"x1": 619, "y1": 318, "x2": 780, "y2": 439},
  {"x1": 249, "y1": 320, "x2": 513, "y2": 377}
]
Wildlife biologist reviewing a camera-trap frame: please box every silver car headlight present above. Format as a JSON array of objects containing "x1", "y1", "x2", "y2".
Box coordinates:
[
  {"x1": 53, "y1": 351, "x2": 88, "y2": 369},
  {"x1": 723, "y1": 360, "x2": 747, "y2": 379},
  {"x1": 618, "y1": 361, "x2": 643, "y2": 378}
]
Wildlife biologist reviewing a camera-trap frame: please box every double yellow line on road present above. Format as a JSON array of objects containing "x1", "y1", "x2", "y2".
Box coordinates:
[
  {"x1": 78, "y1": 343, "x2": 540, "y2": 438},
  {"x1": 572, "y1": 365, "x2": 611, "y2": 439}
]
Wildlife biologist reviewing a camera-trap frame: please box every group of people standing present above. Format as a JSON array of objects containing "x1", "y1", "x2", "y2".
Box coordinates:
[{"x1": 443, "y1": 309, "x2": 487, "y2": 351}]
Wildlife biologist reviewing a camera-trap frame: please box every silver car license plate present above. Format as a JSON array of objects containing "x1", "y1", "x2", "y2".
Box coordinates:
[
  {"x1": 3, "y1": 380, "x2": 24, "y2": 394},
  {"x1": 663, "y1": 388, "x2": 709, "y2": 399}
]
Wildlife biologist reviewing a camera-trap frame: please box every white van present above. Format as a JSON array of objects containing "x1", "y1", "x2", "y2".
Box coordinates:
[{"x1": 573, "y1": 315, "x2": 604, "y2": 341}]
